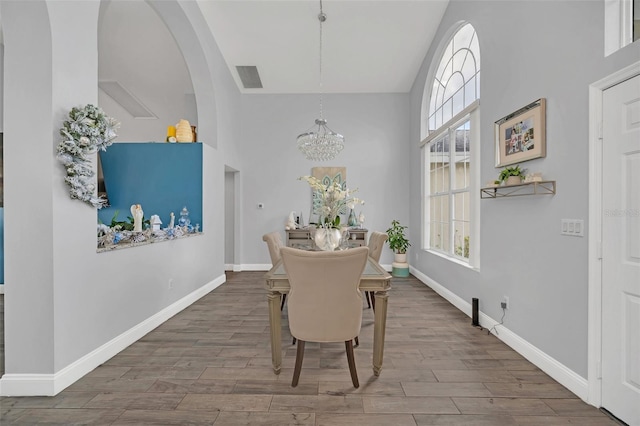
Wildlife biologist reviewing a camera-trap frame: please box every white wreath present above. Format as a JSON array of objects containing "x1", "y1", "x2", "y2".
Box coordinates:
[{"x1": 56, "y1": 104, "x2": 119, "y2": 208}]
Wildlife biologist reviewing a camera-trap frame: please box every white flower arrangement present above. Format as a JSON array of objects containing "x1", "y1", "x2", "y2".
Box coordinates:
[
  {"x1": 298, "y1": 175, "x2": 364, "y2": 228},
  {"x1": 57, "y1": 104, "x2": 119, "y2": 208}
]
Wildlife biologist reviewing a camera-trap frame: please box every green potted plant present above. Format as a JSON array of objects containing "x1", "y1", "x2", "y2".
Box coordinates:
[
  {"x1": 499, "y1": 165, "x2": 526, "y2": 186},
  {"x1": 386, "y1": 219, "x2": 411, "y2": 263}
]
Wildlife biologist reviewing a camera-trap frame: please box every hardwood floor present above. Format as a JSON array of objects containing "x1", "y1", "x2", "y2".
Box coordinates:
[{"x1": 0, "y1": 272, "x2": 620, "y2": 425}]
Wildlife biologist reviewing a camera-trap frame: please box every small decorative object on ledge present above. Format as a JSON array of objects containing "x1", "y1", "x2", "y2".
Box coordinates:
[
  {"x1": 56, "y1": 104, "x2": 119, "y2": 208},
  {"x1": 176, "y1": 119, "x2": 193, "y2": 143},
  {"x1": 178, "y1": 206, "x2": 191, "y2": 227},
  {"x1": 150, "y1": 214, "x2": 162, "y2": 231},
  {"x1": 131, "y1": 204, "x2": 144, "y2": 232},
  {"x1": 285, "y1": 211, "x2": 297, "y2": 230},
  {"x1": 166, "y1": 125, "x2": 176, "y2": 142},
  {"x1": 347, "y1": 209, "x2": 357, "y2": 227}
]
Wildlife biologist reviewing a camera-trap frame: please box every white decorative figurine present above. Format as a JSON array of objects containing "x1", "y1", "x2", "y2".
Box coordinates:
[
  {"x1": 131, "y1": 204, "x2": 144, "y2": 232},
  {"x1": 168, "y1": 212, "x2": 175, "y2": 229},
  {"x1": 150, "y1": 214, "x2": 162, "y2": 232},
  {"x1": 285, "y1": 211, "x2": 297, "y2": 230},
  {"x1": 358, "y1": 212, "x2": 365, "y2": 229}
]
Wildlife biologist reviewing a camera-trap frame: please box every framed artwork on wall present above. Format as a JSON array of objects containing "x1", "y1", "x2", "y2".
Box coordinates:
[
  {"x1": 495, "y1": 98, "x2": 546, "y2": 167},
  {"x1": 309, "y1": 166, "x2": 346, "y2": 224}
]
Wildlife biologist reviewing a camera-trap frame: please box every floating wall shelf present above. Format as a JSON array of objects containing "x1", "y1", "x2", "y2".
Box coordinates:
[{"x1": 480, "y1": 180, "x2": 556, "y2": 199}]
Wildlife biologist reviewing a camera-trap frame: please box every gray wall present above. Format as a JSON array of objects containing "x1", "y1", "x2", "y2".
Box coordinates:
[
  {"x1": 239, "y1": 92, "x2": 410, "y2": 267},
  {"x1": 409, "y1": 0, "x2": 640, "y2": 378},
  {"x1": 0, "y1": 0, "x2": 239, "y2": 379}
]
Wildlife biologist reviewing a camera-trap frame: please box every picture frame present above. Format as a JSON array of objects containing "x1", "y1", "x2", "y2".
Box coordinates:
[
  {"x1": 309, "y1": 166, "x2": 346, "y2": 224},
  {"x1": 495, "y1": 98, "x2": 546, "y2": 167}
]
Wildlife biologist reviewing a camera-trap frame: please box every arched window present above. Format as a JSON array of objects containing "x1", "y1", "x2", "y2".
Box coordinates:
[
  {"x1": 428, "y1": 23, "x2": 479, "y2": 134},
  {"x1": 421, "y1": 23, "x2": 480, "y2": 264}
]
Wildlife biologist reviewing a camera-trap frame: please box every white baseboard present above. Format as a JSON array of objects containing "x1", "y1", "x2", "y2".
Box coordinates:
[
  {"x1": 241, "y1": 264, "x2": 272, "y2": 271},
  {"x1": 410, "y1": 266, "x2": 589, "y2": 402},
  {"x1": 0, "y1": 274, "x2": 226, "y2": 396}
]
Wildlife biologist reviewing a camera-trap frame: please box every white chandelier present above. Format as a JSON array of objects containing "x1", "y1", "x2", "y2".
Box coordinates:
[{"x1": 296, "y1": 0, "x2": 344, "y2": 161}]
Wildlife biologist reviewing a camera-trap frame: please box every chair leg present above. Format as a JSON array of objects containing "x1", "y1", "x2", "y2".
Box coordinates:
[
  {"x1": 354, "y1": 336, "x2": 359, "y2": 347},
  {"x1": 370, "y1": 292, "x2": 376, "y2": 311},
  {"x1": 365, "y1": 291, "x2": 371, "y2": 309},
  {"x1": 280, "y1": 294, "x2": 287, "y2": 311},
  {"x1": 292, "y1": 339, "x2": 306, "y2": 387},
  {"x1": 345, "y1": 340, "x2": 359, "y2": 388},
  {"x1": 292, "y1": 337, "x2": 297, "y2": 345}
]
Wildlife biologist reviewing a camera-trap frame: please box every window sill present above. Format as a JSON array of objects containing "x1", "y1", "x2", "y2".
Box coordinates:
[{"x1": 425, "y1": 249, "x2": 479, "y2": 272}]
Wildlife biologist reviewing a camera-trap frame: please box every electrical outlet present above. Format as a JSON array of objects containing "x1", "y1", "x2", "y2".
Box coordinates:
[{"x1": 501, "y1": 296, "x2": 509, "y2": 310}]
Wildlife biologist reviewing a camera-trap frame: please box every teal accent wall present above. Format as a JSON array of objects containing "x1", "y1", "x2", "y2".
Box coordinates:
[{"x1": 97, "y1": 143, "x2": 203, "y2": 230}]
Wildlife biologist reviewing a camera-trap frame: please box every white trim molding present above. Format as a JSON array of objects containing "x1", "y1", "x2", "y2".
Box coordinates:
[
  {"x1": 0, "y1": 274, "x2": 226, "y2": 396},
  {"x1": 410, "y1": 266, "x2": 589, "y2": 402}
]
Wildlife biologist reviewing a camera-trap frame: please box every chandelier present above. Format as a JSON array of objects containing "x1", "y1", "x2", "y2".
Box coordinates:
[{"x1": 296, "y1": 0, "x2": 344, "y2": 161}]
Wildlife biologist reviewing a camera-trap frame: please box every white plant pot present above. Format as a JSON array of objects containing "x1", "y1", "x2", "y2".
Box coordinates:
[
  {"x1": 506, "y1": 176, "x2": 522, "y2": 186},
  {"x1": 394, "y1": 252, "x2": 407, "y2": 263}
]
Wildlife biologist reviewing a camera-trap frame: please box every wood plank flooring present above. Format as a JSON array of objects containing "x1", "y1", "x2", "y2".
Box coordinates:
[{"x1": 0, "y1": 272, "x2": 621, "y2": 425}]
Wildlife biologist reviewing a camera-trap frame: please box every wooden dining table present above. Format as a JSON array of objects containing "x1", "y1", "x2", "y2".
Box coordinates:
[{"x1": 264, "y1": 256, "x2": 392, "y2": 376}]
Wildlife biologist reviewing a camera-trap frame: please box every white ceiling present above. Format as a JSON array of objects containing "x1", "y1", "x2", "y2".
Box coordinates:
[{"x1": 198, "y1": 0, "x2": 449, "y2": 94}]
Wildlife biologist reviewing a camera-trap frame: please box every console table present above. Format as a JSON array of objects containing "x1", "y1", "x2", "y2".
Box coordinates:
[{"x1": 286, "y1": 228, "x2": 368, "y2": 250}]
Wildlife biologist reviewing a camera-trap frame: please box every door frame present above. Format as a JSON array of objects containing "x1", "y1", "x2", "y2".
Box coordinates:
[{"x1": 587, "y1": 60, "x2": 640, "y2": 407}]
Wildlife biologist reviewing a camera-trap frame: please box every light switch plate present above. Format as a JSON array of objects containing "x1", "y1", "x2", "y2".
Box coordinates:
[{"x1": 561, "y1": 219, "x2": 584, "y2": 237}]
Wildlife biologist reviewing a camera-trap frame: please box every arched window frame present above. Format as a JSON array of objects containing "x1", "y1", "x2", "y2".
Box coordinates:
[{"x1": 420, "y1": 22, "x2": 481, "y2": 267}]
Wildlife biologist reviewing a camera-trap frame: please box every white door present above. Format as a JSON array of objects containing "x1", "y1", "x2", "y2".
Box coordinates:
[{"x1": 602, "y1": 74, "x2": 640, "y2": 425}]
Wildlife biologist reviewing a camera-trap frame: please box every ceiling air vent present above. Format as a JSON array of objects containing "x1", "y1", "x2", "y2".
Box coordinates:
[
  {"x1": 98, "y1": 81, "x2": 157, "y2": 119},
  {"x1": 236, "y1": 66, "x2": 263, "y2": 89}
]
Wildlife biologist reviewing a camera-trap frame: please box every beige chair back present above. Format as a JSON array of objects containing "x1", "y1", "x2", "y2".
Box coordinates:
[
  {"x1": 281, "y1": 246, "x2": 369, "y2": 342},
  {"x1": 367, "y1": 231, "x2": 388, "y2": 262},
  {"x1": 262, "y1": 232, "x2": 284, "y2": 265}
]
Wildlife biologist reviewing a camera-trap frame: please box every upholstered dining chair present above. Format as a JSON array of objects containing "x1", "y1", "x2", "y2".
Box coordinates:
[
  {"x1": 262, "y1": 232, "x2": 287, "y2": 310},
  {"x1": 280, "y1": 246, "x2": 369, "y2": 388},
  {"x1": 365, "y1": 231, "x2": 388, "y2": 309}
]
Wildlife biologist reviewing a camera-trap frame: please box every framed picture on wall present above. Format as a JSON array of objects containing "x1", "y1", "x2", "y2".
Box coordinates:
[{"x1": 495, "y1": 98, "x2": 546, "y2": 167}]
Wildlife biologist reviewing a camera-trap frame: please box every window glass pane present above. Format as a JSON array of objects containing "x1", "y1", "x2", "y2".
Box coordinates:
[
  {"x1": 429, "y1": 163, "x2": 438, "y2": 193},
  {"x1": 442, "y1": 98, "x2": 453, "y2": 124},
  {"x1": 454, "y1": 23, "x2": 474, "y2": 51},
  {"x1": 442, "y1": 222, "x2": 451, "y2": 253},
  {"x1": 443, "y1": 72, "x2": 464, "y2": 102},
  {"x1": 453, "y1": 220, "x2": 470, "y2": 259},
  {"x1": 440, "y1": 58, "x2": 454, "y2": 87},
  {"x1": 464, "y1": 76, "x2": 476, "y2": 107},
  {"x1": 452, "y1": 50, "x2": 468, "y2": 79},
  {"x1": 435, "y1": 43, "x2": 453, "y2": 82},
  {"x1": 460, "y1": 51, "x2": 477, "y2": 81},
  {"x1": 469, "y1": 31, "x2": 480, "y2": 68},
  {"x1": 452, "y1": 86, "x2": 465, "y2": 118},
  {"x1": 430, "y1": 222, "x2": 442, "y2": 250}
]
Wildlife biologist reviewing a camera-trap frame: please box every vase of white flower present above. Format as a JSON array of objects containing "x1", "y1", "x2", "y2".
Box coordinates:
[{"x1": 313, "y1": 225, "x2": 343, "y2": 251}]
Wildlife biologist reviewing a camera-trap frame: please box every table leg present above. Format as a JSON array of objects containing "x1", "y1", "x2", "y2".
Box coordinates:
[
  {"x1": 267, "y1": 291, "x2": 282, "y2": 374},
  {"x1": 372, "y1": 290, "x2": 389, "y2": 376}
]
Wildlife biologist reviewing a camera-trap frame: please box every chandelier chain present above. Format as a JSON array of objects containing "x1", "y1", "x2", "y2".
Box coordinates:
[{"x1": 318, "y1": 0, "x2": 324, "y2": 120}]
